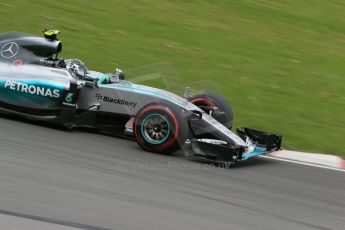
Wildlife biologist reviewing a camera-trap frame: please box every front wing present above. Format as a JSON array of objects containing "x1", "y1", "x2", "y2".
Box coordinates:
[{"x1": 186, "y1": 127, "x2": 282, "y2": 165}]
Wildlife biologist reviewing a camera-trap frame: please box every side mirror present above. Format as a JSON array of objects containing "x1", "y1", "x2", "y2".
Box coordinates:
[{"x1": 184, "y1": 87, "x2": 191, "y2": 99}]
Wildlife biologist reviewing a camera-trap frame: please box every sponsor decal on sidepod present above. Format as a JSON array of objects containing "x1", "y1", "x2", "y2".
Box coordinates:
[
  {"x1": 95, "y1": 93, "x2": 137, "y2": 108},
  {"x1": 4, "y1": 80, "x2": 60, "y2": 98}
]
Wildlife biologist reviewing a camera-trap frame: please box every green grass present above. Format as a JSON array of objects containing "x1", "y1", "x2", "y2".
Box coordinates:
[{"x1": 1, "y1": 0, "x2": 345, "y2": 156}]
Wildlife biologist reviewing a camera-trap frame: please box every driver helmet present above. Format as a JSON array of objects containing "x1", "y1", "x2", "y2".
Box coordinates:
[{"x1": 65, "y1": 59, "x2": 88, "y2": 78}]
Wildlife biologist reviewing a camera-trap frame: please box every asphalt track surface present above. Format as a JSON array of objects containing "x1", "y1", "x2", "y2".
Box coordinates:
[{"x1": 0, "y1": 116, "x2": 344, "y2": 230}]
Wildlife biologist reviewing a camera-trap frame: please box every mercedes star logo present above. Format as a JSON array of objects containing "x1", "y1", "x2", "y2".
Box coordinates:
[{"x1": 1, "y1": 42, "x2": 19, "y2": 59}]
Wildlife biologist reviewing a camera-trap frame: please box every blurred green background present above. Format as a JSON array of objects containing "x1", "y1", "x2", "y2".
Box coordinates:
[{"x1": 0, "y1": 0, "x2": 344, "y2": 156}]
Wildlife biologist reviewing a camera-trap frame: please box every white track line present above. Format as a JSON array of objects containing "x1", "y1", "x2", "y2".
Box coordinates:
[{"x1": 260, "y1": 155, "x2": 345, "y2": 172}]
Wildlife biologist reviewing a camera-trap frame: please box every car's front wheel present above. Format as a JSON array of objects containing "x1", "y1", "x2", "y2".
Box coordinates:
[
  {"x1": 189, "y1": 92, "x2": 233, "y2": 129},
  {"x1": 133, "y1": 104, "x2": 188, "y2": 154}
]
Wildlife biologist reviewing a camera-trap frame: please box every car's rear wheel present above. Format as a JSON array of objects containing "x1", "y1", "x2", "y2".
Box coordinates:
[
  {"x1": 189, "y1": 92, "x2": 233, "y2": 129},
  {"x1": 133, "y1": 104, "x2": 188, "y2": 154}
]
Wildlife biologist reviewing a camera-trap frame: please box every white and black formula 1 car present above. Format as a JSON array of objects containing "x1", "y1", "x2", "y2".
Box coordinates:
[{"x1": 0, "y1": 30, "x2": 282, "y2": 165}]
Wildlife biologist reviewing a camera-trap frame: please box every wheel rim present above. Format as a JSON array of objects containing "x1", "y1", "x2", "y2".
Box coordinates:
[{"x1": 141, "y1": 113, "x2": 171, "y2": 144}]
